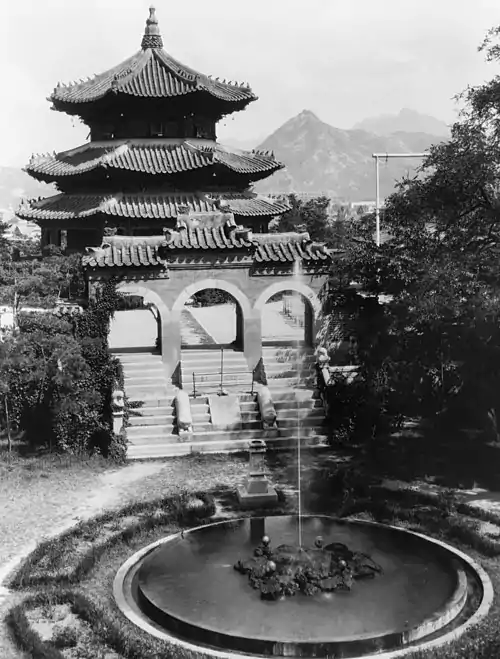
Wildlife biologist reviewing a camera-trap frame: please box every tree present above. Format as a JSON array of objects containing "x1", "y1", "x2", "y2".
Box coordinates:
[
  {"x1": 0, "y1": 314, "x2": 102, "y2": 452},
  {"x1": 0, "y1": 252, "x2": 86, "y2": 321},
  {"x1": 323, "y1": 26, "x2": 500, "y2": 442},
  {"x1": 271, "y1": 194, "x2": 346, "y2": 247}
]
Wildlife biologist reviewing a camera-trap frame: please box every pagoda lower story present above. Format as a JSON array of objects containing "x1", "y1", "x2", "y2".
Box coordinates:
[{"x1": 19, "y1": 187, "x2": 290, "y2": 252}]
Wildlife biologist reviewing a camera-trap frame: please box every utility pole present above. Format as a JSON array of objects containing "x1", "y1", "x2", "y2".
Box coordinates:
[{"x1": 372, "y1": 153, "x2": 428, "y2": 246}]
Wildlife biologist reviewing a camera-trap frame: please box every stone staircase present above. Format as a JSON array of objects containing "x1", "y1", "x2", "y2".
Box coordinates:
[
  {"x1": 181, "y1": 348, "x2": 254, "y2": 395},
  {"x1": 261, "y1": 346, "x2": 328, "y2": 445},
  {"x1": 116, "y1": 352, "x2": 180, "y2": 460},
  {"x1": 117, "y1": 346, "x2": 328, "y2": 460},
  {"x1": 189, "y1": 392, "x2": 262, "y2": 439}
]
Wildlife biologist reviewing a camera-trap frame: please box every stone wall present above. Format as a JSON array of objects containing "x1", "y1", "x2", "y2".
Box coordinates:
[{"x1": 88, "y1": 263, "x2": 328, "y2": 380}]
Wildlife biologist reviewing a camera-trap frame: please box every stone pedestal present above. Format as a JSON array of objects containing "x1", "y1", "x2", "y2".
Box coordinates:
[
  {"x1": 237, "y1": 439, "x2": 278, "y2": 509},
  {"x1": 236, "y1": 479, "x2": 278, "y2": 509},
  {"x1": 112, "y1": 411, "x2": 124, "y2": 436}
]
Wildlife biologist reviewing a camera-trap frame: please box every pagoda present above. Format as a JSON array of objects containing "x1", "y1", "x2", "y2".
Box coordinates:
[{"x1": 17, "y1": 6, "x2": 290, "y2": 251}]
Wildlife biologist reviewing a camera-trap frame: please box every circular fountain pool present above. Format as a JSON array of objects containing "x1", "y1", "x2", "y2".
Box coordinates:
[{"x1": 114, "y1": 515, "x2": 492, "y2": 658}]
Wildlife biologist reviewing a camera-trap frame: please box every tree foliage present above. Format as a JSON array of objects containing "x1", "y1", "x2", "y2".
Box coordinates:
[
  {"x1": 270, "y1": 194, "x2": 356, "y2": 249},
  {"x1": 0, "y1": 239, "x2": 86, "y2": 314},
  {"x1": 324, "y1": 28, "x2": 500, "y2": 442},
  {"x1": 0, "y1": 265, "x2": 124, "y2": 459}
]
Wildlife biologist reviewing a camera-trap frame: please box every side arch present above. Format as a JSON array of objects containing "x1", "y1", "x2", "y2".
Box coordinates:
[
  {"x1": 171, "y1": 278, "x2": 252, "y2": 318},
  {"x1": 253, "y1": 281, "x2": 321, "y2": 317}
]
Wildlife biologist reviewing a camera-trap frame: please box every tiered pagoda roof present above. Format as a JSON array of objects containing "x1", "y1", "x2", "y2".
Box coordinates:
[
  {"x1": 25, "y1": 141, "x2": 282, "y2": 186},
  {"x1": 49, "y1": 6, "x2": 256, "y2": 118},
  {"x1": 19, "y1": 6, "x2": 291, "y2": 242},
  {"x1": 17, "y1": 191, "x2": 290, "y2": 222}
]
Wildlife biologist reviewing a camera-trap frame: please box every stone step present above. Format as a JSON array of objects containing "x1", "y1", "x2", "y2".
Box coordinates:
[
  {"x1": 128, "y1": 415, "x2": 175, "y2": 427},
  {"x1": 241, "y1": 412, "x2": 260, "y2": 422},
  {"x1": 124, "y1": 375, "x2": 170, "y2": 386},
  {"x1": 181, "y1": 352, "x2": 248, "y2": 364},
  {"x1": 193, "y1": 419, "x2": 262, "y2": 433},
  {"x1": 268, "y1": 391, "x2": 321, "y2": 402},
  {"x1": 116, "y1": 353, "x2": 162, "y2": 363},
  {"x1": 277, "y1": 417, "x2": 325, "y2": 428},
  {"x1": 188, "y1": 386, "x2": 256, "y2": 397},
  {"x1": 190, "y1": 425, "x2": 326, "y2": 443},
  {"x1": 181, "y1": 358, "x2": 250, "y2": 369},
  {"x1": 190, "y1": 405, "x2": 210, "y2": 415},
  {"x1": 239, "y1": 401, "x2": 259, "y2": 412},
  {"x1": 126, "y1": 433, "x2": 329, "y2": 460},
  {"x1": 125, "y1": 383, "x2": 173, "y2": 395},
  {"x1": 131, "y1": 405, "x2": 174, "y2": 416},
  {"x1": 181, "y1": 369, "x2": 252, "y2": 386},
  {"x1": 274, "y1": 399, "x2": 323, "y2": 410},
  {"x1": 191, "y1": 412, "x2": 211, "y2": 423},
  {"x1": 267, "y1": 380, "x2": 316, "y2": 390},
  {"x1": 127, "y1": 426, "x2": 176, "y2": 440},
  {"x1": 189, "y1": 403, "x2": 209, "y2": 412},
  {"x1": 121, "y1": 360, "x2": 165, "y2": 370},
  {"x1": 277, "y1": 412, "x2": 325, "y2": 422},
  {"x1": 239, "y1": 393, "x2": 257, "y2": 402}
]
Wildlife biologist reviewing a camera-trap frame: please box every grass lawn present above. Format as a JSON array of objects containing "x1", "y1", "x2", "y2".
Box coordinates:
[{"x1": 1, "y1": 428, "x2": 500, "y2": 659}]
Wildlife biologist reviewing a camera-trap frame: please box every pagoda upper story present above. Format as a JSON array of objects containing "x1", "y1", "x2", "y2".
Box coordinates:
[
  {"x1": 49, "y1": 6, "x2": 257, "y2": 140},
  {"x1": 18, "y1": 6, "x2": 289, "y2": 250}
]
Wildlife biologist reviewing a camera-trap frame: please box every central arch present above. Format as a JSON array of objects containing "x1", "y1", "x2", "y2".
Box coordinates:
[
  {"x1": 173, "y1": 278, "x2": 252, "y2": 353},
  {"x1": 172, "y1": 278, "x2": 252, "y2": 317}
]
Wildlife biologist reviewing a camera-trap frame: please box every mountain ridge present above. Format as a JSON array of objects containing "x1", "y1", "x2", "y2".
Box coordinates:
[
  {"x1": 353, "y1": 108, "x2": 450, "y2": 138},
  {"x1": 254, "y1": 109, "x2": 446, "y2": 200}
]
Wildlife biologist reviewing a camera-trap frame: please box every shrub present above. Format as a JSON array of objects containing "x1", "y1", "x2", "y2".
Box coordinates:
[{"x1": 0, "y1": 276, "x2": 126, "y2": 459}]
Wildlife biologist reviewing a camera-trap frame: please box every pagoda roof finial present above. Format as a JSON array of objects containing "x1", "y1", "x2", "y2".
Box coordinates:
[{"x1": 141, "y1": 5, "x2": 163, "y2": 49}]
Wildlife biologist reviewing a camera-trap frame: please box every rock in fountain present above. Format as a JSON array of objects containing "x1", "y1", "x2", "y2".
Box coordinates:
[
  {"x1": 234, "y1": 533, "x2": 382, "y2": 600},
  {"x1": 236, "y1": 439, "x2": 278, "y2": 509}
]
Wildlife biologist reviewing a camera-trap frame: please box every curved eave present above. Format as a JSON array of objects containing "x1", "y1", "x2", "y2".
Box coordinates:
[
  {"x1": 24, "y1": 141, "x2": 284, "y2": 184},
  {"x1": 82, "y1": 232, "x2": 330, "y2": 269},
  {"x1": 16, "y1": 191, "x2": 291, "y2": 222},
  {"x1": 48, "y1": 48, "x2": 257, "y2": 112}
]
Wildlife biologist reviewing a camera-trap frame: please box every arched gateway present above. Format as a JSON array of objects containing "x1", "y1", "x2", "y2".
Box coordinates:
[
  {"x1": 84, "y1": 225, "x2": 332, "y2": 381},
  {"x1": 18, "y1": 7, "x2": 338, "y2": 457}
]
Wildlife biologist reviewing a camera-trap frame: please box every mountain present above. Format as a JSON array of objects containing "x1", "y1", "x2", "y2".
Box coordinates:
[
  {"x1": 353, "y1": 108, "x2": 450, "y2": 138},
  {"x1": 0, "y1": 167, "x2": 54, "y2": 219},
  {"x1": 254, "y1": 110, "x2": 446, "y2": 201}
]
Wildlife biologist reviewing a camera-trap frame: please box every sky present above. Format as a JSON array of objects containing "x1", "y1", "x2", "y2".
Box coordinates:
[{"x1": 0, "y1": 0, "x2": 499, "y2": 167}]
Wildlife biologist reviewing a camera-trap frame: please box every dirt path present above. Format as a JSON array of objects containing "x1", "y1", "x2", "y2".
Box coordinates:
[{"x1": 0, "y1": 460, "x2": 178, "y2": 659}]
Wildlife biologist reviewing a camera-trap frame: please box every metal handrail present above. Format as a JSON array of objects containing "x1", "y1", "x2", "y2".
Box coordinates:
[{"x1": 192, "y1": 368, "x2": 255, "y2": 398}]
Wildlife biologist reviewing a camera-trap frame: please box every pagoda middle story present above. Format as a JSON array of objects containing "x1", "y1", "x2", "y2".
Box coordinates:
[{"x1": 18, "y1": 6, "x2": 290, "y2": 250}]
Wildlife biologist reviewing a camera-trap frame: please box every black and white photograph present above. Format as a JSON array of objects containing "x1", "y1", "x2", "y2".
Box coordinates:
[{"x1": 0, "y1": 2, "x2": 499, "y2": 658}]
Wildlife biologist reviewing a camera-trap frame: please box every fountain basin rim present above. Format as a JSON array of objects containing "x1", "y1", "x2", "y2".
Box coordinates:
[{"x1": 114, "y1": 515, "x2": 494, "y2": 659}]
